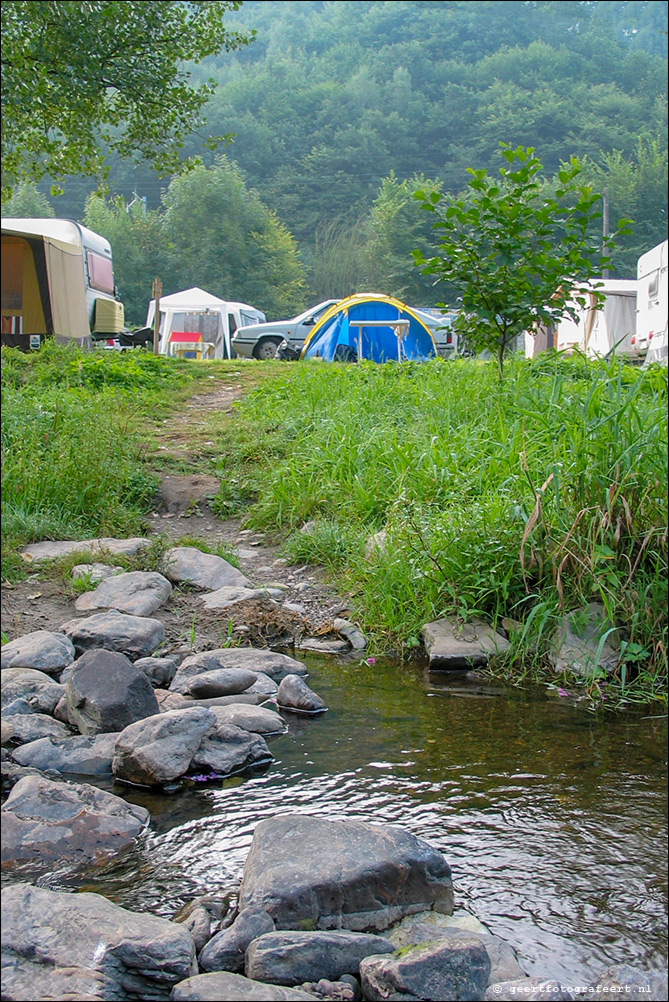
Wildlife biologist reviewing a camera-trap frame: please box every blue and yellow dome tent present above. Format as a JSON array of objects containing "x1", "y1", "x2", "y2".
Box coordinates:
[{"x1": 300, "y1": 293, "x2": 438, "y2": 362}]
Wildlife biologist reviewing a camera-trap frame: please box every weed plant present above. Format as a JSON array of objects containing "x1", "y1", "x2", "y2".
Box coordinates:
[{"x1": 214, "y1": 353, "x2": 667, "y2": 702}]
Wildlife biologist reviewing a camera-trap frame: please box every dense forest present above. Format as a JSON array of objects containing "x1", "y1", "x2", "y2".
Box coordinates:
[{"x1": 4, "y1": 0, "x2": 667, "y2": 322}]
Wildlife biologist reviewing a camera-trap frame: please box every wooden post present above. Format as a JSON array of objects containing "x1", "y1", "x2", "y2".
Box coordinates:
[
  {"x1": 602, "y1": 188, "x2": 610, "y2": 280},
  {"x1": 152, "y1": 277, "x2": 162, "y2": 355}
]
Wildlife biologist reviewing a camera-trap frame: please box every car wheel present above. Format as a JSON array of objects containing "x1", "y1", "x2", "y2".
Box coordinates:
[{"x1": 253, "y1": 337, "x2": 281, "y2": 360}]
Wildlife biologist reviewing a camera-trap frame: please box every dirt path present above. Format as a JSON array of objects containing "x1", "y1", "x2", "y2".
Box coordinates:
[{"x1": 2, "y1": 373, "x2": 353, "y2": 656}]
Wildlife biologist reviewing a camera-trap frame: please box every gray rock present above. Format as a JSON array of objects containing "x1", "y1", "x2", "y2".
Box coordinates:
[
  {"x1": 360, "y1": 936, "x2": 491, "y2": 1001},
  {"x1": 239, "y1": 816, "x2": 453, "y2": 933},
  {"x1": 185, "y1": 692, "x2": 267, "y2": 708},
  {"x1": 1, "y1": 697, "x2": 34, "y2": 716},
  {"x1": 333, "y1": 618, "x2": 367, "y2": 651},
  {"x1": 365, "y1": 531, "x2": 388, "y2": 559},
  {"x1": 60, "y1": 608, "x2": 165, "y2": 658},
  {"x1": 112, "y1": 706, "x2": 216, "y2": 786},
  {"x1": 1, "y1": 667, "x2": 65, "y2": 713},
  {"x1": 421, "y1": 617, "x2": 511, "y2": 671},
  {"x1": 551, "y1": 602, "x2": 621, "y2": 679},
  {"x1": 277, "y1": 674, "x2": 327, "y2": 715},
  {"x1": 585, "y1": 965, "x2": 668, "y2": 1000},
  {"x1": 2, "y1": 719, "x2": 15, "y2": 745},
  {"x1": 71, "y1": 561, "x2": 123, "y2": 583},
  {"x1": 173, "y1": 895, "x2": 232, "y2": 954},
  {"x1": 1, "y1": 759, "x2": 48, "y2": 790},
  {"x1": 299, "y1": 639, "x2": 349, "y2": 654},
  {"x1": 52, "y1": 693, "x2": 72, "y2": 722},
  {"x1": 484, "y1": 979, "x2": 575, "y2": 1001},
  {"x1": 172, "y1": 971, "x2": 319, "y2": 1000},
  {"x1": 199, "y1": 908, "x2": 276, "y2": 973},
  {"x1": 20, "y1": 535, "x2": 149, "y2": 563},
  {"x1": 74, "y1": 570, "x2": 173, "y2": 616},
  {"x1": 156, "y1": 688, "x2": 190, "y2": 712},
  {"x1": 186, "y1": 667, "x2": 258, "y2": 698},
  {"x1": 191, "y1": 723, "x2": 273, "y2": 778},
  {"x1": 208, "y1": 704, "x2": 287, "y2": 735},
  {"x1": 246, "y1": 930, "x2": 396, "y2": 987},
  {"x1": 2, "y1": 882, "x2": 196, "y2": 1000},
  {"x1": 135, "y1": 655, "x2": 179, "y2": 688},
  {"x1": 170, "y1": 649, "x2": 306, "y2": 694},
  {"x1": 11, "y1": 732, "x2": 118, "y2": 775},
  {"x1": 247, "y1": 672, "x2": 279, "y2": 695},
  {"x1": 2, "y1": 774, "x2": 149, "y2": 865},
  {"x1": 201, "y1": 586, "x2": 272, "y2": 610},
  {"x1": 164, "y1": 545, "x2": 252, "y2": 590},
  {"x1": 398, "y1": 924, "x2": 525, "y2": 985},
  {"x1": 0, "y1": 630, "x2": 75, "y2": 673},
  {"x1": 65, "y1": 648, "x2": 159, "y2": 735},
  {"x1": 4, "y1": 711, "x2": 72, "y2": 745}
]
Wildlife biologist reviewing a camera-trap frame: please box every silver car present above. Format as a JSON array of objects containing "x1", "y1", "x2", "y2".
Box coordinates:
[{"x1": 231, "y1": 299, "x2": 339, "y2": 359}]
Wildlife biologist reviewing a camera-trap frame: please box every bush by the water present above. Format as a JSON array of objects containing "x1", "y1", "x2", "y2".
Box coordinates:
[{"x1": 212, "y1": 354, "x2": 668, "y2": 702}]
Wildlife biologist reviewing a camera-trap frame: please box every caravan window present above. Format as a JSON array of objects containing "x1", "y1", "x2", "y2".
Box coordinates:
[
  {"x1": 86, "y1": 251, "x2": 114, "y2": 295},
  {"x1": 648, "y1": 273, "x2": 659, "y2": 299}
]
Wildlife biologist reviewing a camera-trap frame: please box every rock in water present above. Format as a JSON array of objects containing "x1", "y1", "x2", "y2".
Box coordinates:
[
  {"x1": 1, "y1": 882, "x2": 196, "y2": 1000},
  {"x1": 238, "y1": 815, "x2": 453, "y2": 932}
]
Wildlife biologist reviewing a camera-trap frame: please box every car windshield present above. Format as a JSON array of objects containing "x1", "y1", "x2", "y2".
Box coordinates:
[{"x1": 290, "y1": 300, "x2": 338, "y2": 324}]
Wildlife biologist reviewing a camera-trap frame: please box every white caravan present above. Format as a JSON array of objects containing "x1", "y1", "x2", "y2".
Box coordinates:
[
  {"x1": 634, "y1": 240, "x2": 668, "y2": 365},
  {"x1": 146, "y1": 287, "x2": 265, "y2": 360},
  {"x1": 548, "y1": 279, "x2": 638, "y2": 361}
]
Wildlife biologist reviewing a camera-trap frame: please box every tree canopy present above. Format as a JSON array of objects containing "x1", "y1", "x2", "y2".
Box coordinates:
[{"x1": 1, "y1": 1, "x2": 252, "y2": 196}]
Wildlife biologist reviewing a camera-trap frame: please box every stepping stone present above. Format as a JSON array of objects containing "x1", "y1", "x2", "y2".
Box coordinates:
[
  {"x1": 163, "y1": 546, "x2": 252, "y2": 590},
  {"x1": 74, "y1": 571, "x2": 172, "y2": 617},
  {"x1": 20, "y1": 537, "x2": 148, "y2": 564},
  {"x1": 1, "y1": 631, "x2": 75, "y2": 674},
  {"x1": 421, "y1": 617, "x2": 510, "y2": 671},
  {"x1": 60, "y1": 609, "x2": 165, "y2": 659}
]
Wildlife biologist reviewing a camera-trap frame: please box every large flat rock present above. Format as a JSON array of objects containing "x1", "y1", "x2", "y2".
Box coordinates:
[
  {"x1": 245, "y1": 929, "x2": 396, "y2": 986},
  {"x1": 163, "y1": 546, "x2": 252, "y2": 590},
  {"x1": 20, "y1": 536, "x2": 149, "y2": 564},
  {"x1": 172, "y1": 972, "x2": 318, "y2": 1001},
  {"x1": 238, "y1": 815, "x2": 453, "y2": 933},
  {"x1": 74, "y1": 570, "x2": 173, "y2": 617},
  {"x1": 421, "y1": 617, "x2": 510, "y2": 671},
  {"x1": 60, "y1": 609, "x2": 165, "y2": 658},
  {"x1": 11, "y1": 732, "x2": 118, "y2": 776},
  {"x1": 2, "y1": 882, "x2": 196, "y2": 1001},
  {"x1": 0, "y1": 630, "x2": 75, "y2": 674},
  {"x1": 1, "y1": 774, "x2": 149, "y2": 866}
]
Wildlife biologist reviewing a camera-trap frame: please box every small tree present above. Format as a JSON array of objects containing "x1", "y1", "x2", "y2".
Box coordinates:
[{"x1": 414, "y1": 144, "x2": 631, "y2": 379}]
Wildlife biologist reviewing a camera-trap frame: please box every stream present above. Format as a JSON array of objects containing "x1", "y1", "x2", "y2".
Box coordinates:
[{"x1": 17, "y1": 655, "x2": 668, "y2": 987}]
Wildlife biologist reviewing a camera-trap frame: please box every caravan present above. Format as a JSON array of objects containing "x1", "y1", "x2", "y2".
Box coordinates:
[
  {"x1": 552, "y1": 280, "x2": 638, "y2": 361},
  {"x1": 146, "y1": 287, "x2": 266, "y2": 361},
  {"x1": 1, "y1": 217, "x2": 124, "y2": 350},
  {"x1": 634, "y1": 240, "x2": 668, "y2": 365}
]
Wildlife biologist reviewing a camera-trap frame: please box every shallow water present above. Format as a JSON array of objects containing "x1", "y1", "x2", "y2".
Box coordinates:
[{"x1": 19, "y1": 656, "x2": 669, "y2": 986}]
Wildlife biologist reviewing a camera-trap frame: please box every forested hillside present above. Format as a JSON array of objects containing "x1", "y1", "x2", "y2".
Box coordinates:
[{"x1": 7, "y1": 0, "x2": 667, "y2": 319}]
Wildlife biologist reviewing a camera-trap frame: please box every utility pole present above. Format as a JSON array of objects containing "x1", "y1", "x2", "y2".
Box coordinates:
[
  {"x1": 602, "y1": 187, "x2": 610, "y2": 280},
  {"x1": 152, "y1": 277, "x2": 162, "y2": 355}
]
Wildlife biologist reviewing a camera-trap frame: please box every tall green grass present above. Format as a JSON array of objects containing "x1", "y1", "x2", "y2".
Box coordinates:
[
  {"x1": 212, "y1": 353, "x2": 667, "y2": 701},
  {"x1": 1, "y1": 343, "x2": 194, "y2": 578}
]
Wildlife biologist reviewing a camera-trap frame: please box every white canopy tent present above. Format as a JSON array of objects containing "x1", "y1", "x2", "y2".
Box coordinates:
[{"x1": 146, "y1": 287, "x2": 265, "y2": 360}]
